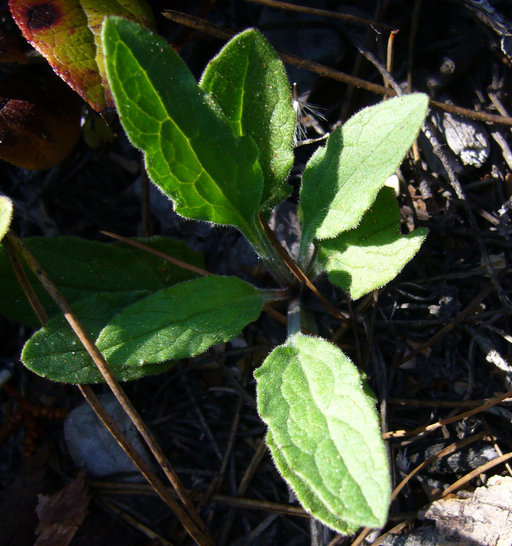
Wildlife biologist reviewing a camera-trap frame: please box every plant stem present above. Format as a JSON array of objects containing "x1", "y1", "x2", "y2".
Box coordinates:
[
  {"x1": 259, "y1": 288, "x2": 292, "y2": 302},
  {"x1": 244, "y1": 216, "x2": 298, "y2": 288},
  {"x1": 287, "y1": 294, "x2": 302, "y2": 337}
]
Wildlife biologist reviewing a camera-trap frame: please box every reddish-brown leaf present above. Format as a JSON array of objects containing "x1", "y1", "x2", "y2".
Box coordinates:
[
  {"x1": 35, "y1": 471, "x2": 90, "y2": 546},
  {"x1": 0, "y1": 67, "x2": 82, "y2": 170},
  {"x1": 9, "y1": 0, "x2": 155, "y2": 112},
  {"x1": 9, "y1": 0, "x2": 107, "y2": 111}
]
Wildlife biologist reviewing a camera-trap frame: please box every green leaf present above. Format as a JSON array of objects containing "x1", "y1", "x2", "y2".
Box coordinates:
[
  {"x1": 255, "y1": 333, "x2": 390, "y2": 532},
  {"x1": 119, "y1": 236, "x2": 205, "y2": 287},
  {"x1": 0, "y1": 196, "x2": 13, "y2": 242},
  {"x1": 80, "y1": 0, "x2": 155, "y2": 108},
  {"x1": 0, "y1": 236, "x2": 203, "y2": 326},
  {"x1": 299, "y1": 94, "x2": 428, "y2": 256},
  {"x1": 200, "y1": 29, "x2": 295, "y2": 210},
  {"x1": 266, "y1": 431, "x2": 357, "y2": 534},
  {"x1": 96, "y1": 275, "x2": 265, "y2": 366},
  {"x1": 102, "y1": 17, "x2": 264, "y2": 237},
  {"x1": 317, "y1": 187, "x2": 427, "y2": 299},
  {"x1": 21, "y1": 291, "x2": 160, "y2": 384}
]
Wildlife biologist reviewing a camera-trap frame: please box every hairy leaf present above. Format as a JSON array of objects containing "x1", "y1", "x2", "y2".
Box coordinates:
[
  {"x1": 21, "y1": 291, "x2": 161, "y2": 383},
  {"x1": 318, "y1": 187, "x2": 427, "y2": 299},
  {"x1": 266, "y1": 431, "x2": 357, "y2": 534},
  {"x1": 0, "y1": 236, "x2": 203, "y2": 326},
  {"x1": 102, "y1": 18, "x2": 264, "y2": 237},
  {"x1": 255, "y1": 333, "x2": 390, "y2": 532},
  {"x1": 299, "y1": 94, "x2": 428, "y2": 255},
  {"x1": 200, "y1": 29, "x2": 295, "y2": 210},
  {"x1": 96, "y1": 275, "x2": 265, "y2": 366}
]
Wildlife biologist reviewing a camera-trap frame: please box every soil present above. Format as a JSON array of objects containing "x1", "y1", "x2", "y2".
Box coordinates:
[{"x1": 1, "y1": 1, "x2": 512, "y2": 545}]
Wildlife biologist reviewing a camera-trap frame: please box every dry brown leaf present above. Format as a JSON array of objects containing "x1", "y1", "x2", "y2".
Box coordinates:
[{"x1": 35, "y1": 471, "x2": 90, "y2": 546}]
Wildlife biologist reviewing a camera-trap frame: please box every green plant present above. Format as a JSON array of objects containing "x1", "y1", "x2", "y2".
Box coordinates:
[{"x1": 0, "y1": 18, "x2": 429, "y2": 535}]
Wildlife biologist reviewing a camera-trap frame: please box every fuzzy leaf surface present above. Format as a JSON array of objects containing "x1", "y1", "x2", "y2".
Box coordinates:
[
  {"x1": 200, "y1": 29, "x2": 295, "y2": 210},
  {"x1": 0, "y1": 197, "x2": 13, "y2": 242},
  {"x1": 21, "y1": 291, "x2": 159, "y2": 383},
  {"x1": 255, "y1": 333, "x2": 390, "y2": 532},
  {"x1": 0, "y1": 236, "x2": 203, "y2": 326},
  {"x1": 102, "y1": 18, "x2": 264, "y2": 235},
  {"x1": 266, "y1": 431, "x2": 357, "y2": 534},
  {"x1": 96, "y1": 275, "x2": 265, "y2": 365},
  {"x1": 317, "y1": 187, "x2": 427, "y2": 299},
  {"x1": 299, "y1": 94, "x2": 428, "y2": 253}
]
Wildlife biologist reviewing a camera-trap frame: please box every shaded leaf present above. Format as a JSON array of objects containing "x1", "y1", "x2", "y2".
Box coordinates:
[
  {"x1": 0, "y1": 196, "x2": 13, "y2": 242},
  {"x1": 0, "y1": 67, "x2": 82, "y2": 170},
  {"x1": 200, "y1": 29, "x2": 295, "y2": 210},
  {"x1": 97, "y1": 275, "x2": 265, "y2": 366},
  {"x1": 0, "y1": 27, "x2": 28, "y2": 63},
  {"x1": 102, "y1": 18, "x2": 264, "y2": 238},
  {"x1": 21, "y1": 291, "x2": 159, "y2": 384},
  {"x1": 118, "y1": 235, "x2": 205, "y2": 287},
  {"x1": 0, "y1": 236, "x2": 203, "y2": 326},
  {"x1": 35, "y1": 471, "x2": 90, "y2": 546},
  {"x1": 255, "y1": 333, "x2": 390, "y2": 533},
  {"x1": 299, "y1": 94, "x2": 428, "y2": 256},
  {"x1": 317, "y1": 187, "x2": 427, "y2": 299}
]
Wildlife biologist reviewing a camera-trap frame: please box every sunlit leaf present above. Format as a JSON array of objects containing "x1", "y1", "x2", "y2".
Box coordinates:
[
  {"x1": 255, "y1": 333, "x2": 390, "y2": 533},
  {"x1": 0, "y1": 196, "x2": 13, "y2": 242},
  {"x1": 200, "y1": 29, "x2": 295, "y2": 210},
  {"x1": 102, "y1": 18, "x2": 264, "y2": 237},
  {"x1": 21, "y1": 291, "x2": 163, "y2": 383},
  {"x1": 96, "y1": 275, "x2": 265, "y2": 365},
  {"x1": 299, "y1": 94, "x2": 428, "y2": 256}
]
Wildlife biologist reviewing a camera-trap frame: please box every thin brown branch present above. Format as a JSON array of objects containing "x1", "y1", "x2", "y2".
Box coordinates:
[
  {"x1": 242, "y1": 0, "x2": 393, "y2": 29},
  {"x1": 258, "y1": 214, "x2": 347, "y2": 322},
  {"x1": 440, "y1": 451, "x2": 512, "y2": 497},
  {"x1": 2, "y1": 236, "x2": 49, "y2": 324},
  {"x1": 384, "y1": 387, "x2": 512, "y2": 440},
  {"x1": 78, "y1": 384, "x2": 201, "y2": 541},
  {"x1": 211, "y1": 494, "x2": 309, "y2": 518},
  {"x1": 100, "y1": 230, "x2": 210, "y2": 277},
  {"x1": 163, "y1": 9, "x2": 512, "y2": 126},
  {"x1": 390, "y1": 432, "x2": 485, "y2": 502}
]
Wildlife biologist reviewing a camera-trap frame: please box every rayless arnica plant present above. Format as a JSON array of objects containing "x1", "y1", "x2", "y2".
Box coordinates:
[{"x1": 2, "y1": 18, "x2": 429, "y2": 535}]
